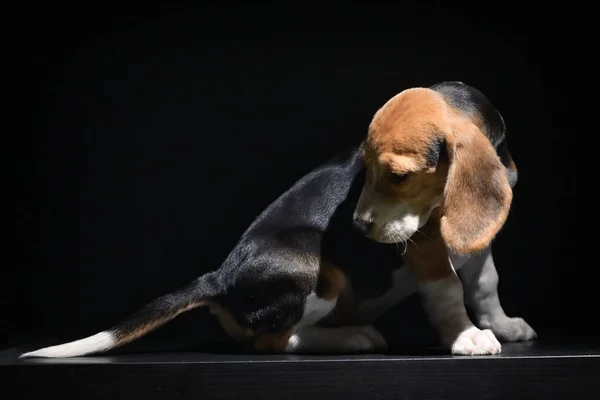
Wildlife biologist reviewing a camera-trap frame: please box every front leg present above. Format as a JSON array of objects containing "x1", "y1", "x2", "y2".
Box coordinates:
[
  {"x1": 403, "y1": 226, "x2": 501, "y2": 355},
  {"x1": 457, "y1": 246, "x2": 537, "y2": 342}
]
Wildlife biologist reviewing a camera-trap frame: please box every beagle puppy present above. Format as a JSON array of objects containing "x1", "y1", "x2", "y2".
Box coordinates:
[{"x1": 20, "y1": 81, "x2": 536, "y2": 359}]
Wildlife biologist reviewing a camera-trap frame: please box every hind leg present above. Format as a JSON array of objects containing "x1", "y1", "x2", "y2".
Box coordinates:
[
  {"x1": 248, "y1": 290, "x2": 389, "y2": 354},
  {"x1": 215, "y1": 252, "x2": 384, "y2": 354},
  {"x1": 283, "y1": 325, "x2": 388, "y2": 354}
]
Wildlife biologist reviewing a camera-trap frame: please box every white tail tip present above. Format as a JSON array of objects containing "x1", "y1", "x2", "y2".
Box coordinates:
[{"x1": 19, "y1": 331, "x2": 115, "y2": 359}]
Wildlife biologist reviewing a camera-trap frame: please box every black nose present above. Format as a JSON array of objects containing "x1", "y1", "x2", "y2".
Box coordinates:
[{"x1": 353, "y1": 216, "x2": 373, "y2": 235}]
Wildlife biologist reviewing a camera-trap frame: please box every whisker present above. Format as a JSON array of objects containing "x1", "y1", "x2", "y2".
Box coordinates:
[
  {"x1": 390, "y1": 232, "x2": 402, "y2": 253},
  {"x1": 407, "y1": 236, "x2": 419, "y2": 250},
  {"x1": 401, "y1": 239, "x2": 408, "y2": 255},
  {"x1": 397, "y1": 232, "x2": 409, "y2": 255}
]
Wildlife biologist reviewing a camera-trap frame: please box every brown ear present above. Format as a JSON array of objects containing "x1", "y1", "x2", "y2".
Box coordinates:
[{"x1": 440, "y1": 122, "x2": 513, "y2": 255}]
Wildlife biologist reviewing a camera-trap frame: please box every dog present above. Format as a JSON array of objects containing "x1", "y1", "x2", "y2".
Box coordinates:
[{"x1": 19, "y1": 81, "x2": 536, "y2": 359}]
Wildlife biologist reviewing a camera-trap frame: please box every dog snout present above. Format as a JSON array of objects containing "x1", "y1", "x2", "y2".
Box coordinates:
[{"x1": 352, "y1": 215, "x2": 374, "y2": 236}]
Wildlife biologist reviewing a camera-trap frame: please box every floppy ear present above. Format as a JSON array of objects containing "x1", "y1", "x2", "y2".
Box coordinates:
[{"x1": 440, "y1": 122, "x2": 513, "y2": 255}]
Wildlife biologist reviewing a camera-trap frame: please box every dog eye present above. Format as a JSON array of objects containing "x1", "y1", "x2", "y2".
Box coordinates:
[{"x1": 389, "y1": 172, "x2": 408, "y2": 184}]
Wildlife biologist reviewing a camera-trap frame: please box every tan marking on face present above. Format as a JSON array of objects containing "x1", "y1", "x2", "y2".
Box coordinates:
[
  {"x1": 377, "y1": 153, "x2": 421, "y2": 175},
  {"x1": 361, "y1": 89, "x2": 451, "y2": 212},
  {"x1": 367, "y1": 88, "x2": 450, "y2": 155},
  {"x1": 359, "y1": 86, "x2": 513, "y2": 254},
  {"x1": 376, "y1": 164, "x2": 448, "y2": 215}
]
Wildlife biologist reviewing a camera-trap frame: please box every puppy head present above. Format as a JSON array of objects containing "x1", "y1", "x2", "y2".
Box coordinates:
[{"x1": 353, "y1": 87, "x2": 512, "y2": 255}]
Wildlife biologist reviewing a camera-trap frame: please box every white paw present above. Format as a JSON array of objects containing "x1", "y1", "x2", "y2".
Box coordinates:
[
  {"x1": 450, "y1": 326, "x2": 502, "y2": 356},
  {"x1": 342, "y1": 326, "x2": 388, "y2": 353},
  {"x1": 480, "y1": 317, "x2": 537, "y2": 342}
]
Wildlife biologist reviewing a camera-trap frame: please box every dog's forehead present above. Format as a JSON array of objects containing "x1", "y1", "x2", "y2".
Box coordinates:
[{"x1": 367, "y1": 88, "x2": 448, "y2": 155}]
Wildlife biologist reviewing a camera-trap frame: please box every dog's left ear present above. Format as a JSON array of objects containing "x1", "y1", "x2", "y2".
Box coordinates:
[{"x1": 440, "y1": 122, "x2": 513, "y2": 255}]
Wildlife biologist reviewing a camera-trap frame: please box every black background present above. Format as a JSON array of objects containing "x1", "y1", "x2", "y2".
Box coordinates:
[{"x1": 8, "y1": 2, "x2": 579, "y2": 351}]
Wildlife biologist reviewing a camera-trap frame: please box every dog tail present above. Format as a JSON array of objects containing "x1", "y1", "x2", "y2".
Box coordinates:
[{"x1": 19, "y1": 272, "x2": 221, "y2": 359}]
